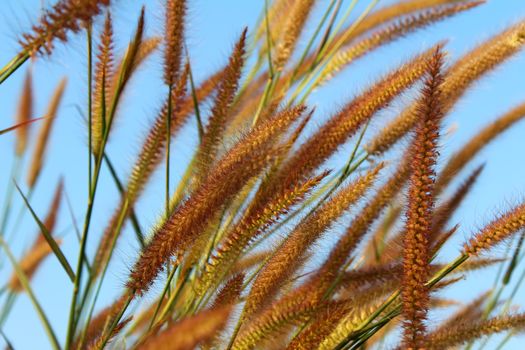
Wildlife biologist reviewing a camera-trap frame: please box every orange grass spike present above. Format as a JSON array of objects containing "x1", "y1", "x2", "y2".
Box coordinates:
[
  {"x1": 463, "y1": 202, "x2": 525, "y2": 257},
  {"x1": 233, "y1": 287, "x2": 323, "y2": 350},
  {"x1": 348, "y1": 0, "x2": 477, "y2": 41},
  {"x1": 127, "y1": 106, "x2": 307, "y2": 295},
  {"x1": 27, "y1": 78, "x2": 67, "y2": 188},
  {"x1": 272, "y1": 0, "x2": 316, "y2": 72},
  {"x1": 74, "y1": 294, "x2": 129, "y2": 350},
  {"x1": 426, "y1": 313, "x2": 525, "y2": 349},
  {"x1": 91, "y1": 12, "x2": 114, "y2": 157},
  {"x1": 277, "y1": 45, "x2": 435, "y2": 184},
  {"x1": 163, "y1": 0, "x2": 186, "y2": 87},
  {"x1": 138, "y1": 306, "x2": 232, "y2": 350},
  {"x1": 321, "y1": 1, "x2": 483, "y2": 85},
  {"x1": 196, "y1": 29, "x2": 247, "y2": 179},
  {"x1": 435, "y1": 101, "x2": 525, "y2": 193},
  {"x1": 401, "y1": 46, "x2": 446, "y2": 349},
  {"x1": 367, "y1": 21, "x2": 525, "y2": 156},
  {"x1": 197, "y1": 170, "x2": 329, "y2": 299},
  {"x1": 14, "y1": 68, "x2": 33, "y2": 156},
  {"x1": 244, "y1": 163, "x2": 384, "y2": 317},
  {"x1": 91, "y1": 67, "x2": 189, "y2": 279},
  {"x1": 285, "y1": 301, "x2": 352, "y2": 350},
  {"x1": 20, "y1": 0, "x2": 111, "y2": 56},
  {"x1": 310, "y1": 157, "x2": 411, "y2": 291}
]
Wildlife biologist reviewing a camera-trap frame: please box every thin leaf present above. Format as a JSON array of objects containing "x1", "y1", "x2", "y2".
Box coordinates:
[
  {"x1": 14, "y1": 182, "x2": 75, "y2": 282},
  {"x1": 0, "y1": 116, "x2": 46, "y2": 136}
]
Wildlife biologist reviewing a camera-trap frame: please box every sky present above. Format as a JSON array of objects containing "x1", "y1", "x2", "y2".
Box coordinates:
[{"x1": 1, "y1": 0, "x2": 525, "y2": 349}]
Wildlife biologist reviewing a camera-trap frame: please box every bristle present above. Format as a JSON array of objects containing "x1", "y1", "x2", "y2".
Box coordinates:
[
  {"x1": 92, "y1": 12, "x2": 114, "y2": 157},
  {"x1": 92, "y1": 68, "x2": 189, "y2": 279},
  {"x1": 350, "y1": 0, "x2": 481, "y2": 40},
  {"x1": 427, "y1": 313, "x2": 525, "y2": 349},
  {"x1": 75, "y1": 294, "x2": 129, "y2": 350},
  {"x1": 233, "y1": 288, "x2": 321, "y2": 350},
  {"x1": 15, "y1": 68, "x2": 33, "y2": 156},
  {"x1": 401, "y1": 46, "x2": 446, "y2": 349},
  {"x1": 272, "y1": 0, "x2": 315, "y2": 72},
  {"x1": 103, "y1": 8, "x2": 147, "y2": 121},
  {"x1": 430, "y1": 164, "x2": 484, "y2": 242},
  {"x1": 435, "y1": 101, "x2": 525, "y2": 193},
  {"x1": 127, "y1": 67, "x2": 189, "y2": 201},
  {"x1": 19, "y1": 0, "x2": 110, "y2": 56},
  {"x1": 196, "y1": 29, "x2": 247, "y2": 179},
  {"x1": 322, "y1": 2, "x2": 482, "y2": 84},
  {"x1": 364, "y1": 204, "x2": 403, "y2": 265},
  {"x1": 107, "y1": 36, "x2": 162, "y2": 106},
  {"x1": 197, "y1": 169, "x2": 328, "y2": 300},
  {"x1": 432, "y1": 290, "x2": 491, "y2": 334},
  {"x1": 311, "y1": 158, "x2": 411, "y2": 290},
  {"x1": 244, "y1": 164, "x2": 383, "y2": 317},
  {"x1": 138, "y1": 306, "x2": 232, "y2": 350},
  {"x1": 339, "y1": 263, "x2": 403, "y2": 292},
  {"x1": 318, "y1": 296, "x2": 399, "y2": 350},
  {"x1": 163, "y1": 0, "x2": 186, "y2": 86},
  {"x1": 127, "y1": 106, "x2": 305, "y2": 295},
  {"x1": 27, "y1": 78, "x2": 67, "y2": 188},
  {"x1": 463, "y1": 202, "x2": 525, "y2": 256},
  {"x1": 211, "y1": 273, "x2": 244, "y2": 309},
  {"x1": 277, "y1": 46, "x2": 433, "y2": 184},
  {"x1": 230, "y1": 251, "x2": 270, "y2": 276},
  {"x1": 367, "y1": 21, "x2": 525, "y2": 156},
  {"x1": 86, "y1": 317, "x2": 131, "y2": 350},
  {"x1": 201, "y1": 274, "x2": 245, "y2": 349},
  {"x1": 286, "y1": 301, "x2": 352, "y2": 350}
]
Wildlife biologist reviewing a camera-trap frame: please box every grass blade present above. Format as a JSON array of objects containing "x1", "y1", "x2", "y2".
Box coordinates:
[{"x1": 14, "y1": 182, "x2": 75, "y2": 282}]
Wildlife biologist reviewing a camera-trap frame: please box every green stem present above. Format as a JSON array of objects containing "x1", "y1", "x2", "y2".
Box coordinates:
[
  {"x1": 0, "y1": 156, "x2": 21, "y2": 236},
  {"x1": 0, "y1": 52, "x2": 30, "y2": 84},
  {"x1": 148, "y1": 263, "x2": 179, "y2": 330},
  {"x1": 166, "y1": 85, "x2": 173, "y2": 217},
  {"x1": 103, "y1": 153, "x2": 144, "y2": 247},
  {"x1": 87, "y1": 24, "x2": 93, "y2": 197},
  {"x1": 0, "y1": 292, "x2": 17, "y2": 327}
]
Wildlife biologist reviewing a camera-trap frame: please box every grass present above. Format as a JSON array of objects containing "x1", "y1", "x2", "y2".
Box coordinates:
[{"x1": 1, "y1": 0, "x2": 525, "y2": 349}]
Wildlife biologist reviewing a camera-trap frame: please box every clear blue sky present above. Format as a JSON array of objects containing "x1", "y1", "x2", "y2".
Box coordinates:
[{"x1": 1, "y1": 0, "x2": 525, "y2": 349}]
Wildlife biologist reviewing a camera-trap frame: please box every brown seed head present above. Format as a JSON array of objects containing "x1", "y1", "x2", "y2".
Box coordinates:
[
  {"x1": 92, "y1": 12, "x2": 114, "y2": 156},
  {"x1": 196, "y1": 29, "x2": 247, "y2": 178},
  {"x1": 401, "y1": 46, "x2": 446, "y2": 349},
  {"x1": 367, "y1": 21, "x2": 525, "y2": 156},
  {"x1": 15, "y1": 68, "x2": 33, "y2": 156},
  {"x1": 464, "y1": 203, "x2": 525, "y2": 256},
  {"x1": 244, "y1": 164, "x2": 383, "y2": 317},
  {"x1": 163, "y1": 0, "x2": 186, "y2": 86},
  {"x1": 127, "y1": 106, "x2": 306, "y2": 295},
  {"x1": 20, "y1": 0, "x2": 111, "y2": 55},
  {"x1": 139, "y1": 306, "x2": 232, "y2": 350},
  {"x1": 27, "y1": 78, "x2": 67, "y2": 188}
]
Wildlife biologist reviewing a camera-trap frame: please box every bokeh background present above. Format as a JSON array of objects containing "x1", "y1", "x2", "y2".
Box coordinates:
[{"x1": 1, "y1": 0, "x2": 525, "y2": 348}]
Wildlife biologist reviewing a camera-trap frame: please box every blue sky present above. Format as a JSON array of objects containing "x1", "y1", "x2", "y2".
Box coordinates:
[{"x1": 1, "y1": 0, "x2": 525, "y2": 349}]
